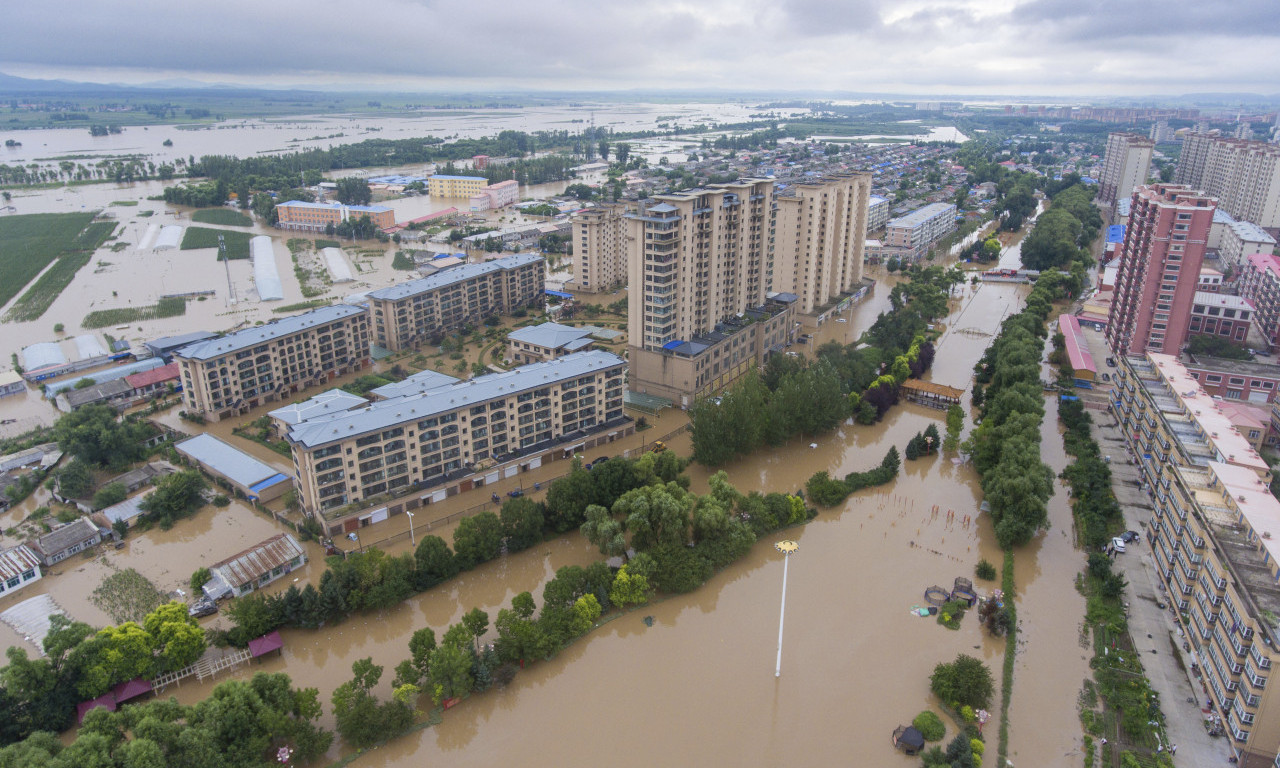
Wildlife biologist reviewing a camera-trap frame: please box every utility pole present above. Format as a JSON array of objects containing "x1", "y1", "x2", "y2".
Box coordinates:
[
  {"x1": 774, "y1": 540, "x2": 799, "y2": 677},
  {"x1": 219, "y1": 234, "x2": 235, "y2": 306}
]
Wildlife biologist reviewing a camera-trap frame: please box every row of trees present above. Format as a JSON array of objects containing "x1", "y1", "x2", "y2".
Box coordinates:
[
  {"x1": 969, "y1": 185, "x2": 1102, "y2": 549},
  {"x1": 1, "y1": 603, "x2": 205, "y2": 745},
  {"x1": 220, "y1": 452, "x2": 689, "y2": 644},
  {"x1": 690, "y1": 265, "x2": 959, "y2": 467},
  {"x1": 1058, "y1": 397, "x2": 1124, "y2": 551},
  {"x1": 0, "y1": 672, "x2": 331, "y2": 766},
  {"x1": 1019, "y1": 183, "x2": 1102, "y2": 272}
]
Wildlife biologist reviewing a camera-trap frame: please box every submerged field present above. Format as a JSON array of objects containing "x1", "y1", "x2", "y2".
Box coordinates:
[
  {"x1": 0, "y1": 212, "x2": 115, "y2": 321},
  {"x1": 180, "y1": 226, "x2": 251, "y2": 259},
  {"x1": 190, "y1": 208, "x2": 253, "y2": 227}
]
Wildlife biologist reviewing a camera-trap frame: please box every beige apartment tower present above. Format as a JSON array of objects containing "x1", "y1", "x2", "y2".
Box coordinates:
[
  {"x1": 1177, "y1": 134, "x2": 1280, "y2": 228},
  {"x1": 624, "y1": 179, "x2": 796, "y2": 405},
  {"x1": 1098, "y1": 132, "x2": 1155, "y2": 207},
  {"x1": 571, "y1": 204, "x2": 628, "y2": 293},
  {"x1": 772, "y1": 173, "x2": 872, "y2": 318}
]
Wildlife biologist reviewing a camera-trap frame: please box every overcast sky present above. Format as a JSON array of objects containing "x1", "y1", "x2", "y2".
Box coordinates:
[{"x1": 2, "y1": 0, "x2": 1278, "y2": 96}]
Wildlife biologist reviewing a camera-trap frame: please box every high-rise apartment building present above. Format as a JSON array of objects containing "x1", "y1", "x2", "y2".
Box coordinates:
[
  {"x1": 624, "y1": 180, "x2": 796, "y2": 405},
  {"x1": 1239, "y1": 253, "x2": 1280, "y2": 347},
  {"x1": 366, "y1": 254, "x2": 544, "y2": 352},
  {"x1": 175, "y1": 305, "x2": 371, "y2": 421},
  {"x1": 1176, "y1": 134, "x2": 1280, "y2": 227},
  {"x1": 571, "y1": 203, "x2": 628, "y2": 293},
  {"x1": 1106, "y1": 184, "x2": 1216, "y2": 357},
  {"x1": 773, "y1": 173, "x2": 872, "y2": 317},
  {"x1": 1098, "y1": 132, "x2": 1155, "y2": 207}
]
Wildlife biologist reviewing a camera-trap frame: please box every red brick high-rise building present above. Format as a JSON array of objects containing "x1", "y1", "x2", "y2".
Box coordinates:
[{"x1": 1106, "y1": 184, "x2": 1217, "y2": 357}]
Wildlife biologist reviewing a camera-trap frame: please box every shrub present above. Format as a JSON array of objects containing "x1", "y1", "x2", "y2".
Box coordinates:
[
  {"x1": 212, "y1": 494, "x2": 231, "y2": 507},
  {"x1": 975, "y1": 559, "x2": 997, "y2": 580},
  {"x1": 913, "y1": 710, "x2": 946, "y2": 741},
  {"x1": 930, "y1": 653, "x2": 994, "y2": 710}
]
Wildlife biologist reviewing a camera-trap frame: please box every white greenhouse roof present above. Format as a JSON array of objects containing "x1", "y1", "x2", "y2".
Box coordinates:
[
  {"x1": 154, "y1": 225, "x2": 183, "y2": 250},
  {"x1": 22, "y1": 342, "x2": 67, "y2": 371},
  {"x1": 73, "y1": 335, "x2": 108, "y2": 361},
  {"x1": 322, "y1": 247, "x2": 354, "y2": 283},
  {"x1": 252, "y1": 236, "x2": 283, "y2": 301}
]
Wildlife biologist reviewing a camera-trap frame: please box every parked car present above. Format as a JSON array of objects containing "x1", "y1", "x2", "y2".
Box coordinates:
[
  {"x1": 189, "y1": 598, "x2": 218, "y2": 618},
  {"x1": 507, "y1": 488, "x2": 524, "y2": 499},
  {"x1": 1120, "y1": 530, "x2": 1140, "y2": 543},
  {"x1": 1111, "y1": 537, "x2": 1127, "y2": 553}
]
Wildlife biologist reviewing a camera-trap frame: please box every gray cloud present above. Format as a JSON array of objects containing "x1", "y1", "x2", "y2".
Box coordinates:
[{"x1": 1, "y1": 0, "x2": 1278, "y2": 94}]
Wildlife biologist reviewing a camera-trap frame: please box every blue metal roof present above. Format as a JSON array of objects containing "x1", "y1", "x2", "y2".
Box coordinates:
[
  {"x1": 1106, "y1": 225, "x2": 1126, "y2": 244},
  {"x1": 249, "y1": 474, "x2": 291, "y2": 497},
  {"x1": 662, "y1": 340, "x2": 684, "y2": 350},
  {"x1": 545, "y1": 289, "x2": 574, "y2": 299}
]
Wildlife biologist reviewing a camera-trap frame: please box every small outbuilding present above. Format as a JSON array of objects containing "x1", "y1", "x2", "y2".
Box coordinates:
[
  {"x1": 893, "y1": 725, "x2": 926, "y2": 755},
  {"x1": 175, "y1": 433, "x2": 292, "y2": 502},
  {"x1": 901, "y1": 379, "x2": 964, "y2": 410}
]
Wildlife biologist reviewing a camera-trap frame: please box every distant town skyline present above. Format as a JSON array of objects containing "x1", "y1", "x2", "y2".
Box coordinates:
[{"x1": 2, "y1": 0, "x2": 1278, "y2": 97}]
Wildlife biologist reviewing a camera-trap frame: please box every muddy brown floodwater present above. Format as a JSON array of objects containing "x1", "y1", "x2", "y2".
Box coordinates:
[{"x1": 0, "y1": 269, "x2": 1094, "y2": 766}]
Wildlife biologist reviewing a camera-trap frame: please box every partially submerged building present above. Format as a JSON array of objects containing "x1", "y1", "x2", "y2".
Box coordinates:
[
  {"x1": 27, "y1": 518, "x2": 105, "y2": 567},
  {"x1": 202, "y1": 533, "x2": 307, "y2": 599},
  {"x1": 0, "y1": 545, "x2": 42, "y2": 597},
  {"x1": 175, "y1": 433, "x2": 292, "y2": 502}
]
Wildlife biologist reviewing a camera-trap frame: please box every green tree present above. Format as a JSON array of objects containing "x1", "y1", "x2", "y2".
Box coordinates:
[
  {"x1": 53, "y1": 405, "x2": 152, "y2": 468},
  {"x1": 331, "y1": 657, "x2": 410, "y2": 748},
  {"x1": 580, "y1": 503, "x2": 627, "y2": 560},
  {"x1": 499, "y1": 497, "x2": 544, "y2": 552},
  {"x1": 614, "y1": 484, "x2": 690, "y2": 550},
  {"x1": 92, "y1": 481, "x2": 127, "y2": 510},
  {"x1": 413, "y1": 535, "x2": 459, "y2": 589},
  {"x1": 138, "y1": 470, "x2": 207, "y2": 529},
  {"x1": 57, "y1": 459, "x2": 94, "y2": 498},
  {"x1": 570, "y1": 594, "x2": 602, "y2": 636},
  {"x1": 333, "y1": 177, "x2": 372, "y2": 206},
  {"x1": 452, "y1": 511, "x2": 503, "y2": 568},
  {"x1": 461, "y1": 608, "x2": 489, "y2": 652},
  {"x1": 930, "y1": 653, "x2": 994, "y2": 710},
  {"x1": 608, "y1": 564, "x2": 651, "y2": 608},
  {"x1": 142, "y1": 602, "x2": 206, "y2": 673}
]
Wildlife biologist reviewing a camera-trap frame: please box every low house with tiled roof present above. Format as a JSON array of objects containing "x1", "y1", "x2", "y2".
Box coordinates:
[
  {"x1": 27, "y1": 517, "x2": 104, "y2": 566},
  {"x1": 202, "y1": 533, "x2": 307, "y2": 600}
]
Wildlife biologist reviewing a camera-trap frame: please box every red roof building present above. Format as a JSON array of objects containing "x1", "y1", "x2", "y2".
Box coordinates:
[{"x1": 125, "y1": 362, "x2": 180, "y2": 393}]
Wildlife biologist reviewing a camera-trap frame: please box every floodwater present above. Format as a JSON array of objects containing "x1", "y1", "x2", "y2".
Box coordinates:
[
  {"x1": 0, "y1": 260, "x2": 1096, "y2": 765},
  {"x1": 0, "y1": 102, "x2": 798, "y2": 170}
]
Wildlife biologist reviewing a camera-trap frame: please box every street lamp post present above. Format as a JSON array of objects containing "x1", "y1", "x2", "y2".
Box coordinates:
[
  {"x1": 407, "y1": 511, "x2": 416, "y2": 547},
  {"x1": 774, "y1": 540, "x2": 799, "y2": 678}
]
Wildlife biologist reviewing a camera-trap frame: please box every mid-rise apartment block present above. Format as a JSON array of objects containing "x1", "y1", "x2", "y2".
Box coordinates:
[
  {"x1": 571, "y1": 203, "x2": 628, "y2": 293},
  {"x1": 366, "y1": 254, "x2": 545, "y2": 352},
  {"x1": 275, "y1": 201, "x2": 396, "y2": 233},
  {"x1": 773, "y1": 173, "x2": 872, "y2": 318},
  {"x1": 1188, "y1": 292, "x2": 1255, "y2": 345},
  {"x1": 1098, "y1": 132, "x2": 1155, "y2": 207},
  {"x1": 469, "y1": 179, "x2": 519, "y2": 211},
  {"x1": 883, "y1": 203, "x2": 957, "y2": 259},
  {"x1": 1106, "y1": 184, "x2": 1216, "y2": 357},
  {"x1": 428, "y1": 175, "x2": 488, "y2": 199},
  {"x1": 286, "y1": 350, "x2": 627, "y2": 515},
  {"x1": 1110, "y1": 354, "x2": 1279, "y2": 767},
  {"x1": 1176, "y1": 134, "x2": 1280, "y2": 227},
  {"x1": 1221, "y1": 220, "x2": 1277, "y2": 270},
  {"x1": 866, "y1": 195, "x2": 891, "y2": 231},
  {"x1": 624, "y1": 180, "x2": 796, "y2": 405},
  {"x1": 1240, "y1": 253, "x2": 1280, "y2": 347},
  {"x1": 175, "y1": 305, "x2": 370, "y2": 421}
]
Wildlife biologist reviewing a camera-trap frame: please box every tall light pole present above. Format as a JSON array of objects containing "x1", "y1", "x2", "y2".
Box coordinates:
[
  {"x1": 774, "y1": 540, "x2": 799, "y2": 678},
  {"x1": 406, "y1": 510, "x2": 416, "y2": 547}
]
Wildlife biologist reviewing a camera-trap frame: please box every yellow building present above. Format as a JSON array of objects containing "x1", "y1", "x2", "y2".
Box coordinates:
[
  {"x1": 428, "y1": 175, "x2": 489, "y2": 199},
  {"x1": 772, "y1": 173, "x2": 872, "y2": 319}
]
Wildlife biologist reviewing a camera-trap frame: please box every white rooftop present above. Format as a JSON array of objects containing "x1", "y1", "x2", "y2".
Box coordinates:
[
  {"x1": 268, "y1": 389, "x2": 368, "y2": 426},
  {"x1": 1227, "y1": 220, "x2": 1276, "y2": 245},
  {"x1": 507, "y1": 322, "x2": 594, "y2": 351},
  {"x1": 175, "y1": 304, "x2": 365, "y2": 361},
  {"x1": 175, "y1": 433, "x2": 289, "y2": 489},
  {"x1": 365, "y1": 253, "x2": 543, "y2": 303},
  {"x1": 252, "y1": 236, "x2": 283, "y2": 302},
  {"x1": 288, "y1": 350, "x2": 625, "y2": 449},
  {"x1": 368, "y1": 369, "x2": 459, "y2": 400},
  {"x1": 1193, "y1": 291, "x2": 1255, "y2": 311}
]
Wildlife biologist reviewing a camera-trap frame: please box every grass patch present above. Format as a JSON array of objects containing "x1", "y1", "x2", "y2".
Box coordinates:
[
  {"x1": 3, "y1": 220, "x2": 115, "y2": 323},
  {"x1": 392, "y1": 251, "x2": 416, "y2": 270},
  {"x1": 108, "y1": 200, "x2": 139, "y2": 207},
  {"x1": 0, "y1": 212, "x2": 102, "y2": 310},
  {"x1": 315, "y1": 239, "x2": 340, "y2": 250},
  {"x1": 91, "y1": 568, "x2": 166, "y2": 625},
  {"x1": 272, "y1": 299, "x2": 331, "y2": 314},
  {"x1": 180, "y1": 226, "x2": 251, "y2": 259},
  {"x1": 82, "y1": 297, "x2": 187, "y2": 328},
  {"x1": 138, "y1": 210, "x2": 155, "y2": 217},
  {"x1": 191, "y1": 208, "x2": 253, "y2": 227}
]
